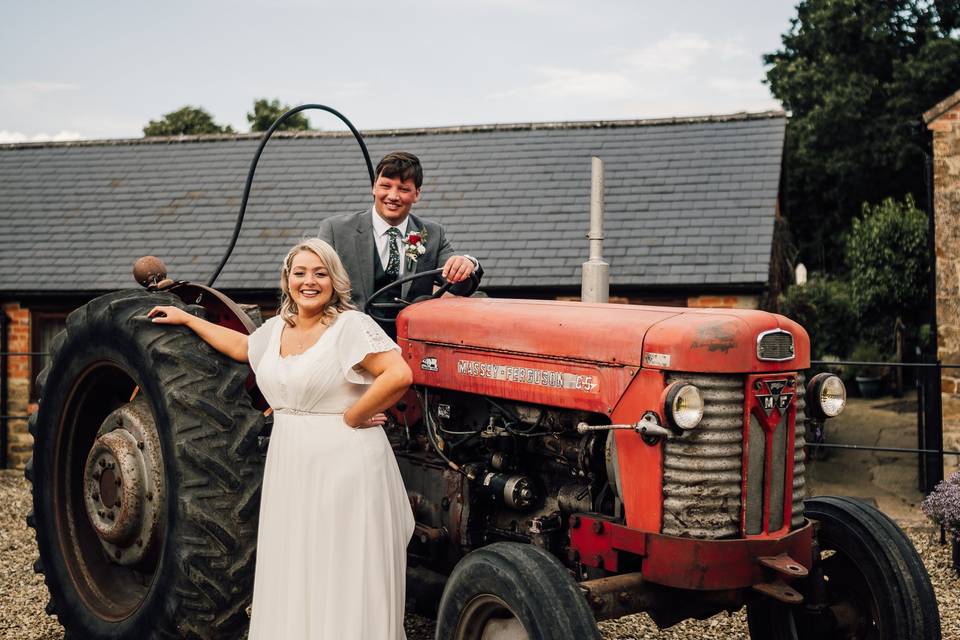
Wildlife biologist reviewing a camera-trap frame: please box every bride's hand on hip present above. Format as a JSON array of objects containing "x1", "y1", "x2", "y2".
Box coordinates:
[{"x1": 346, "y1": 412, "x2": 387, "y2": 429}]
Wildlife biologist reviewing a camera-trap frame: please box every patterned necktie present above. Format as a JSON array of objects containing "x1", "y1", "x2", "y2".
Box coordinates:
[{"x1": 385, "y1": 227, "x2": 402, "y2": 278}]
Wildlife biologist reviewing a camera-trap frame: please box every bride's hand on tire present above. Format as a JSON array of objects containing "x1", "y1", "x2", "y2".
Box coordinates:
[{"x1": 148, "y1": 306, "x2": 193, "y2": 325}]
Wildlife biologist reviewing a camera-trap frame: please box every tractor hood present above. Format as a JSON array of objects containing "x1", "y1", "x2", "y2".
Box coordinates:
[{"x1": 397, "y1": 298, "x2": 809, "y2": 373}]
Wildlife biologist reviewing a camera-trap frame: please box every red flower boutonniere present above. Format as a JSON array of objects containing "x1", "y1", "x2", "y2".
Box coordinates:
[{"x1": 403, "y1": 229, "x2": 427, "y2": 270}]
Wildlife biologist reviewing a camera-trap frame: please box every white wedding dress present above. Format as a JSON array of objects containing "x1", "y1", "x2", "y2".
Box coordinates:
[{"x1": 246, "y1": 310, "x2": 415, "y2": 639}]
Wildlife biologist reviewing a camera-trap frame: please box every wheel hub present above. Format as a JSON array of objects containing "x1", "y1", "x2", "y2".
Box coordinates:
[
  {"x1": 457, "y1": 595, "x2": 529, "y2": 640},
  {"x1": 82, "y1": 399, "x2": 165, "y2": 566}
]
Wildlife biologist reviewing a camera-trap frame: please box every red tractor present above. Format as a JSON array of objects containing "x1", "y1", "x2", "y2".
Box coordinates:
[{"x1": 25, "y1": 107, "x2": 939, "y2": 639}]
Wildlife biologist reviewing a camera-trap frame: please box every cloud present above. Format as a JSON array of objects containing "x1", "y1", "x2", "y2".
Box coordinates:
[
  {"x1": 329, "y1": 81, "x2": 369, "y2": 99},
  {"x1": 626, "y1": 33, "x2": 748, "y2": 73},
  {"x1": 0, "y1": 130, "x2": 84, "y2": 144},
  {"x1": 0, "y1": 81, "x2": 80, "y2": 110},
  {"x1": 492, "y1": 67, "x2": 634, "y2": 101}
]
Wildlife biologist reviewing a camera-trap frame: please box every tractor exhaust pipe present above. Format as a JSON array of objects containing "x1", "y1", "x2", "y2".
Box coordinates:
[{"x1": 581, "y1": 156, "x2": 609, "y2": 303}]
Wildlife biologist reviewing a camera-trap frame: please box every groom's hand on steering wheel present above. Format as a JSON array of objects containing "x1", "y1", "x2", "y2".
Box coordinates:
[{"x1": 441, "y1": 255, "x2": 477, "y2": 283}]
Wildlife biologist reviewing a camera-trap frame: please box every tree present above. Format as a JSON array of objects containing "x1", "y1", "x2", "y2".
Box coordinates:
[
  {"x1": 844, "y1": 195, "x2": 929, "y2": 352},
  {"x1": 247, "y1": 98, "x2": 311, "y2": 132},
  {"x1": 764, "y1": 0, "x2": 960, "y2": 271},
  {"x1": 143, "y1": 106, "x2": 234, "y2": 137}
]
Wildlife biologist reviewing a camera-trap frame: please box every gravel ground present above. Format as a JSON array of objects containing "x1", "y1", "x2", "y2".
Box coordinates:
[{"x1": 2, "y1": 470, "x2": 956, "y2": 640}]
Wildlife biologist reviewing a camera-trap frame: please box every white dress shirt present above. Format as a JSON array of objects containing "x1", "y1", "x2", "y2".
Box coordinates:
[{"x1": 371, "y1": 207, "x2": 409, "y2": 276}]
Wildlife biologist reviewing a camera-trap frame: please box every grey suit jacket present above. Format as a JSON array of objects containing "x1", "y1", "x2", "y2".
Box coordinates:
[{"x1": 318, "y1": 210, "x2": 457, "y2": 310}]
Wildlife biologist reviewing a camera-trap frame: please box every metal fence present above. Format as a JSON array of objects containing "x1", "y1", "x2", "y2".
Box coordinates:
[
  {"x1": 807, "y1": 359, "x2": 960, "y2": 494},
  {"x1": 2, "y1": 347, "x2": 958, "y2": 495}
]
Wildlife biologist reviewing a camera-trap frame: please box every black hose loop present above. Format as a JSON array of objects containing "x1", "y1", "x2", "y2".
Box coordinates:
[{"x1": 207, "y1": 104, "x2": 375, "y2": 287}]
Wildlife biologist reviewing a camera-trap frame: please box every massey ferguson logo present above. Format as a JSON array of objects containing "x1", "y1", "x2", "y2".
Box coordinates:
[{"x1": 756, "y1": 379, "x2": 793, "y2": 416}]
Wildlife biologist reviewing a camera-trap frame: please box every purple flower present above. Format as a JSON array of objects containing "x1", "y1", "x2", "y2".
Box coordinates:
[{"x1": 922, "y1": 471, "x2": 960, "y2": 535}]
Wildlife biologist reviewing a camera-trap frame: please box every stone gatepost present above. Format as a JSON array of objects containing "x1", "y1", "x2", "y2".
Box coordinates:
[{"x1": 925, "y1": 90, "x2": 960, "y2": 473}]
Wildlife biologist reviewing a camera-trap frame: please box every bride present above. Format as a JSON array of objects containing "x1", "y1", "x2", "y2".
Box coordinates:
[{"x1": 149, "y1": 237, "x2": 415, "y2": 639}]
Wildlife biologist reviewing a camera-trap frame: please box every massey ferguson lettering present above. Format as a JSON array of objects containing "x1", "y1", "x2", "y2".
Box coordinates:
[{"x1": 457, "y1": 359, "x2": 598, "y2": 392}]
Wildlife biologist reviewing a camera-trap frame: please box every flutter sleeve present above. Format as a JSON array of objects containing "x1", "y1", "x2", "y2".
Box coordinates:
[
  {"x1": 247, "y1": 315, "x2": 279, "y2": 374},
  {"x1": 336, "y1": 311, "x2": 400, "y2": 384}
]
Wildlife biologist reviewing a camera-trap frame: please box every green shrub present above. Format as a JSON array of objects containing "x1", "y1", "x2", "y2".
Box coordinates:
[
  {"x1": 779, "y1": 277, "x2": 858, "y2": 360},
  {"x1": 848, "y1": 341, "x2": 888, "y2": 379},
  {"x1": 844, "y1": 195, "x2": 930, "y2": 353}
]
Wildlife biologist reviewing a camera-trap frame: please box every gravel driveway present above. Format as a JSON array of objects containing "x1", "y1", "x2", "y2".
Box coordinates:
[{"x1": 2, "y1": 469, "x2": 956, "y2": 640}]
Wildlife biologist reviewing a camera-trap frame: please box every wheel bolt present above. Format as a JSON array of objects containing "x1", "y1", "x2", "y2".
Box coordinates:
[
  {"x1": 137, "y1": 441, "x2": 144, "y2": 450},
  {"x1": 92, "y1": 492, "x2": 99, "y2": 502},
  {"x1": 99, "y1": 459, "x2": 106, "y2": 468},
  {"x1": 146, "y1": 492, "x2": 153, "y2": 501}
]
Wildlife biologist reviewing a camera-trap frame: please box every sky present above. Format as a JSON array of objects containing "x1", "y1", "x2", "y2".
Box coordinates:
[{"x1": 0, "y1": 1, "x2": 800, "y2": 142}]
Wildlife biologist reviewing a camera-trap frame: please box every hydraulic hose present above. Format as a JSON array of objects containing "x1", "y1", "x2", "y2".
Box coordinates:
[{"x1": 207, "y1": 104, "x2": 375, "y2": 287}]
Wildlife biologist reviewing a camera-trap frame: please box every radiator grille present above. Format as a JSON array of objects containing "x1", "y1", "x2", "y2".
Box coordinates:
[
  {"x1": 661, "y1": 372, "x2": 807, "y2": 538},
  {"x1": 757, "y1": 330, "x2": 795, "y2": 361},
  {"x1": 662, "y1": 373, "x2": 743, "y2": 539},
  {"x1": 793, "y1": 374, "x2": 807, "y2": 528}
]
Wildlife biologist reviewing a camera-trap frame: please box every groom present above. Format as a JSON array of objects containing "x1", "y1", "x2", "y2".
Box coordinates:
[{"x1": 318, "y1": 151, "x2": 480, "y2": 316}]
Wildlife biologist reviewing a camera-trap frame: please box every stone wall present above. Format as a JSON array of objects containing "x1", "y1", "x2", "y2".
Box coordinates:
[
  {"x1": 3, "y1": 303, "x2": 33, "y2": 469},
  {"x1": 928, "y1": 100, "x2": 960, "y2": 416}
]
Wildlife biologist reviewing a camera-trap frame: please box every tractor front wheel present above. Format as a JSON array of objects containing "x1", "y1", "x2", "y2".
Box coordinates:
[
  {"x1": 435, "y1": 542, "x2": 600, "y2": 640},
  {"x1": 747, "y1": 495, "x2": 940, "y2": 639},
  {"x1": 26, "y1": 289, "x2": 265, "y2": 639}
]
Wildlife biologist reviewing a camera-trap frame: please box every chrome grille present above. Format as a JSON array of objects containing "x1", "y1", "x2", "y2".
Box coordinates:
[
  {"x1": 792, "y1": 374, "x2": 807, "y2": 528},
  {"x1": 757, "y1": 330, "x2": 795, "y2": 361},
  {"x1": 744, "y1": 410, "x2": 790, "y2": 534},
  {"x1": 662, "y1": 373, "x2": 743, "y2": 539},
  {"x1": 660, "y1": 372, "x2": 806, "y2": 538}
]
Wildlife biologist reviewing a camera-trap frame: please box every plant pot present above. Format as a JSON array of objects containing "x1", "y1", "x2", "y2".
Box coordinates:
[{"x1": 855, "y1": 375, "x2": 884, "y2": 398}]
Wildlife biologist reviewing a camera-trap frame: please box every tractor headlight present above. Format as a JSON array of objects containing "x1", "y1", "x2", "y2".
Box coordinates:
[
  {"x1": 664, "y1": 383, "x2": 704, "y2": 430},
  {"x1": 806, "y1": 373, "x2": 846, "y2": 419}
]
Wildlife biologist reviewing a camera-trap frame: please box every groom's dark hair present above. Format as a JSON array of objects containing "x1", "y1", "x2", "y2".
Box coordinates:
[{"x1": 375, "y1": 151, "x2": 423, "y2": 189}]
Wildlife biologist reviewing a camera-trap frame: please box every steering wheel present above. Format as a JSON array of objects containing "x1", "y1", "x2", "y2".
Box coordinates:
[{"x1": 363, "y1": 267, "x2": 480, "y2": 324}]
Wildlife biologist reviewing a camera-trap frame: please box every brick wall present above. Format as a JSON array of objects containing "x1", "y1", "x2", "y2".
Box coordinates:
[
  {"x1": 3, "y1": 302, "x2": 33, "y2": 469},
  {"x1": 928, "y1": 101, "x2": 960, "y2": 417},
  {"x1": 686, "y1": 294, "x2": 760, "y2": 309}
]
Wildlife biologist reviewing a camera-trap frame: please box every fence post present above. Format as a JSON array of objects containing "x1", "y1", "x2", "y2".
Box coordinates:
[{"x1": 919, "y1": 362, "x2": 945, "y2": 494}]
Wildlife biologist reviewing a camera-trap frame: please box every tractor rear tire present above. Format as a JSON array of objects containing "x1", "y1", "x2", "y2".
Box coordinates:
[
  {"x1": 26, "y1": 289, "x2": 265, "y2": 639},
  {"x1": 746, "y1": 495, "x2": 940, "y2": 639},
  {"x1": 435, "y1": 542, "x2": 601, "y2": 640}
]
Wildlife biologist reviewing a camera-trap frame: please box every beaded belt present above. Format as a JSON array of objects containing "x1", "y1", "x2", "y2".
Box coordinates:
[{"x1": 273, "y1": 408, "x2": 342, "y2": 416}]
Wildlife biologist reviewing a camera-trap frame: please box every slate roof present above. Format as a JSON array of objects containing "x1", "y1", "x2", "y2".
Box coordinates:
[{"x1": 0, "y1": 112, "x2": 785, "y2": 295}]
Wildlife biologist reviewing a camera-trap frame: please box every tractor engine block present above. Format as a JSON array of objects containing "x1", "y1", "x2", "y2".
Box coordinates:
[{"x1": 391, "y1": 388, "x2": 612, "y2": 574}]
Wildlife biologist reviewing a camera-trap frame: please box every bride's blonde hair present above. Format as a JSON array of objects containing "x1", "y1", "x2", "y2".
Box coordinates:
[{"x1": 278, "y1": 238, "x2": 355, "y2": 327}]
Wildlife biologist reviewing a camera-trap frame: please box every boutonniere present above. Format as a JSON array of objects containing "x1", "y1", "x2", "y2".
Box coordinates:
[{"x1": 403, "y1": 229, "x2": 427, "y2": 270}]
